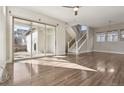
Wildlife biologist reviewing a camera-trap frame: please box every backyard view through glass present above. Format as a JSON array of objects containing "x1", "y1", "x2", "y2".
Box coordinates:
[
  {"x1": 14, "y1": 18, "x2": 32, "y2": 60},
  {"x1": 13, "y1": 18, "x2": 56, "y2": 60}
]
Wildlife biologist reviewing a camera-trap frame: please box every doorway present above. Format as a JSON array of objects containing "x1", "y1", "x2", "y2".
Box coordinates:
[{"x1": 13, "y1": 17, "x2": 56, "y2": 61}]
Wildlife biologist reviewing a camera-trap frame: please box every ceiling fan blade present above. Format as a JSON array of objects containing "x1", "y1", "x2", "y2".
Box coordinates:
[
  {"x1": 62, "y1": 6, "x2": 75, "y2": 8},
  {"x1": 62, "y1": 6, "x2": 81, "y2": 16}
]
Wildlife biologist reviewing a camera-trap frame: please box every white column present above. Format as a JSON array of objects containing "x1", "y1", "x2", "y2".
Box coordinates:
[
  {"x1": 76, "y1": 41, "x2": 78, "y2": 54},
  {"x1": 0, "y1": 6, "x2": 6, "y2": 80}
]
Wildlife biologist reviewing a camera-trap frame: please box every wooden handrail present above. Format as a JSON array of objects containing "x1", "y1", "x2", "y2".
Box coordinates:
[
  {"x1": 77, "y1": 32, "x2": 86, "y2": 43},
  {"x1": 68, "y1": 38, "x2": 75, "y2": 48},
  {"x1": 77, "y1": 32, "x2": 87, "y2": 51},
  {"x1": 68, "y1": 32, "x2": 86, "y2": 50}
]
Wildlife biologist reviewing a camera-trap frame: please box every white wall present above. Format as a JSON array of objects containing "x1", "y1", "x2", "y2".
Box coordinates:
[
  {"x1": 93, "y1": 24, "x2": 124, "y2": 54},
  {"x1": 7, "y1": 6, "x2": 66, "y2": 62},
  {"x1": 56, "y1": 24, "x2": 66, "y2": 55},
  {"x1": 87, "y1": 28, "x2": 94, "y2": 52},
  {"x1": 66, "y1": 26, "x2": 76, "y2": 39},
  {"x1": 0, "y1": 6, "x2": 6, "y2": 80}
]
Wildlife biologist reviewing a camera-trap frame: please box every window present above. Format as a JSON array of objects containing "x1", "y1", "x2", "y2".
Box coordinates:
[
  {"x1": 120, "y1": 30, "x2": 124, "y2": 41},
  {"x1": 107, "y1": 31, "x2": 118, "y2": 42},
  {"x1": 96, "y1": 32, "x2": 106, "y2": 42},
  {"x1": 81, "y1": 25, "x2": 87, "y2": 32}
]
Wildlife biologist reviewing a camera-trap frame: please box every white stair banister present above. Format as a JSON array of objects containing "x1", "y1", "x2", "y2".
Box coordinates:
[
  {"x1": 68, "y1": 25, "x2": 87, "y2": 54},
  {"x1": 76, "y1": 41, "x2": 78, "y2": 54}
]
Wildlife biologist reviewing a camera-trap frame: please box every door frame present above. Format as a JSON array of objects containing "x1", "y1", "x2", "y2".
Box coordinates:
[{"x1": 12, "y1": 16, "x2": 57, "y2": 62}]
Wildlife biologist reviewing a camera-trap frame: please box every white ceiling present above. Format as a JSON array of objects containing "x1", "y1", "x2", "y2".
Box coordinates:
[{"x1": 17, "y1": 6, "x2": 124, "y2": 28}]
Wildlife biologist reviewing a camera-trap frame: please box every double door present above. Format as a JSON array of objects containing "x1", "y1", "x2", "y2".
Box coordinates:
[{"x1": 13, "y1": 18, "x2": 56, "y2": 60}]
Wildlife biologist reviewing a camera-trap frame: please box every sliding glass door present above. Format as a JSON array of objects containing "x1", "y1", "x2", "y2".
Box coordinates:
[
  {"x1": 31, "y1": 22, "x2": 46, "y2": 57},
  {"x1": 13, "y1": 18, "x2": 32, "y2": 60},
  {"x1": 13, "y1": 18, "x2": 56, "y2": 61},
  {"x1": 46, "y1": 25, "x2": 56, "y2": 56}
]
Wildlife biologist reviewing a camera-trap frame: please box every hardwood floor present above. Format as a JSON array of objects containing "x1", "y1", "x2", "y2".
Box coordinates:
[{"x1": 1, "y1": 52, "x2": 124, "y2": 86}]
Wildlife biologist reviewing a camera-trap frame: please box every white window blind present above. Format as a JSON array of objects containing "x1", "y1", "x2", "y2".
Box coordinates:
[
  {"x1": 107, "y1": 31, "x2": 118, "y2": 42},
  {"x1": 96, "y1": 32, "x2": 105, "y2": 42}
]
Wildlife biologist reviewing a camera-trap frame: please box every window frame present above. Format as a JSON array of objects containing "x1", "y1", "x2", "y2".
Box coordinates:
[
  {"x1": 120, "y1": 29, "x2": 124, "y2": 41},
  {"x1": 96, "y1": 32, "x2": 106, "y2": 43},
  {"x1": 107, "y1": 30, "x2": 118, "y2": 42}
]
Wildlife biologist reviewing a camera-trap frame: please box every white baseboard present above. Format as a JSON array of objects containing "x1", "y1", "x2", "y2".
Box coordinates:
[
  {"x1": 68, "y1": 51, "x2": 92, "y2": 55},
  {"x1": 93, "y1": 50, "x2": 124, "y2": 54},
  {"x1": 77, "y1": 50, "x2": 93, "y2": 55}
]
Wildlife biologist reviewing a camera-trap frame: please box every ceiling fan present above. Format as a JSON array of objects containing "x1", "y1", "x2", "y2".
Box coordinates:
[{"x1": 63, "y1": 6, "x2": 81, "y2": 16}]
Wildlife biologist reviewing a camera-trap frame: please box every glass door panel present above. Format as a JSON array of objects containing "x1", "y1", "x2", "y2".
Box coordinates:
[
  {"x1": 31, "y1": 22, "x2": 45, "y2": 57},
  {"x1": 13, "y1": 18, "x2": 56, "y2": 60},
  {"x1": 13, "y1": 18, "x2": 32, "y2": 60},
  {"x1": 46, "y1": 25, "x2": 56, "y2": 56}
]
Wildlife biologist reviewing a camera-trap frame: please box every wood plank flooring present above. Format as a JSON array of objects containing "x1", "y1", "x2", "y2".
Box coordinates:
[{"x1": 1, "y1": 52, "x2": 124, "y2": 86}]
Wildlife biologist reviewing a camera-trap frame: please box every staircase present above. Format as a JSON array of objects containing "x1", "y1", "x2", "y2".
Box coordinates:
[
  {"x1": 67, "y1": 24, "x2": 87, "y2": 54},
  {"x1": 0, "y1": 64, "x2": 9, "y2": 84}
]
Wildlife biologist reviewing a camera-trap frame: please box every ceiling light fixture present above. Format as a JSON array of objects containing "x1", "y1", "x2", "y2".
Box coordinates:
[
  {"x1": 73, "y1": 6, "x2": 79, "y2": 16},
  {"x1": 63, "y1": 6, "x2": 80, "y2": 16}
]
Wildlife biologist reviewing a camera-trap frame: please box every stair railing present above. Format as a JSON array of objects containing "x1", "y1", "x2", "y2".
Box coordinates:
[
  {"x1": 76, "y1": 32, "x2": 87, "y2": 52},
  {"x1": 68, "y1": 38, "x2": 75, "y2": 50},
  {"x1": 0, "y1": 65, "x2": 10, "y2": 84}
]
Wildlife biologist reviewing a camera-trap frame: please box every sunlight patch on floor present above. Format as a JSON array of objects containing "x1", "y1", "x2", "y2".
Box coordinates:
[
  {"x1": 19, "y1": 59, "x2": 96, "y2": 72},
  {"x1": 53, "y1": 55, "x2": 67, "y2": 58},
  {"x1": 38, "y1": 57, "x2": 71, "y2": 63}
]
